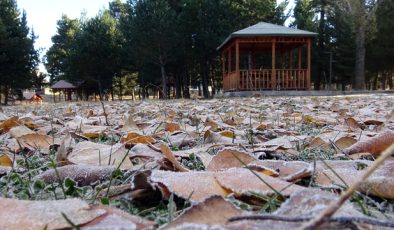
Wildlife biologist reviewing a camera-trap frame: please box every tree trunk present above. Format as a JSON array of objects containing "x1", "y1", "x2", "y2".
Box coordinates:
[
  {"x1": 353, "y1": 21, "x2": 366, "y2": 90},
  {"x1": 183, "y1": 71, "x2": 191, "y2": 99},
  {"x1": 175, "y1": 74, "x2": 182, "y2": 99},
  {"x1": 3, "y1": 86, "x2": 8, "y2": 105},
  {"x1": 201, "y1": 60, "x2": 210, "y2": 98},
  {"x1": 159, "y1": 55, "x2": 168, "y2": 100},
  {"x1": 316, "y1": 1, "x2": 326, "y2": 90}
]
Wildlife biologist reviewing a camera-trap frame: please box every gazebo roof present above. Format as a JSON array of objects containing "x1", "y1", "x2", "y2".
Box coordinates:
[
  {"x1": 51, "y1": 80, "x2": 76, "y2": 89},
  {"x1": 218, "y1": 22, "x2": 317, "y2": 50}
]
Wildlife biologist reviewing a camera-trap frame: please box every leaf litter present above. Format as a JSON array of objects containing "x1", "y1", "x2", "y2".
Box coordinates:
[{"x1": 0, "y1": 94, "x2": 393, "y2": 228}]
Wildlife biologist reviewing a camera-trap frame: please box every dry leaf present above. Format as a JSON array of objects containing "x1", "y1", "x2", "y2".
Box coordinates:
[
  {"x1": 0, "y1": 116, "x2": 20, "y2": 134},
  {"x1": 163, "y1": 196, "x2": 242, "y2": 229},
  {"x1": 165, "y1": 122, "x2": 181, "y2": 132},
  {"x1": 0, "y1": 198, "x2": 105, "y2": 230},
  {"x1": 0, "y1": 154, "x2": 12, "y2": 166},
  {"x1": 82, "y1": 205, "x2": 156, "y2": 230},
  {"x1": 35, "y1": 165, "x2": 115, "y2": 186},
  {"x1": 248, "y1": 160, "x2": 312, "y2": 182},
  {"x1": 343, "y1": 131, "x2": 394, "y2": 156},
  {"x1": 121, "y1": 114, "x2": 139, "y2": 132},
  {"x1": 215, "y1": 168, "x2": 304, "y2": 197},
  {"x1": 9, "y1": 125, "x2": 34, "y2": 138},
  {"x1": 344, "y1": 117, "x2": 362, "y2": 130},
  {"x1": 18, "y1": 117, "x2": 38, "y2": 129},
  {"x1": 227, "y1": 189, "x2": 368, "y2": 230},
  {"x1": 17, "y1": 133, "x2": 52, "y2": 151},
  {"x1": 68, "y1": 141, "x2": 133, "y2": 170},
  {"x1": 207, "y1": 148, "x2": 256, "y2": 171},
  {"x1": 121, "y1": 132, "x2": 155, "y2": 146},
  {"x1": 160, "y1": 144, "x2": 189, "y2": 172},
  {"x1": 204, "y1": 130, "x2": 234, "y2": 144},
  {"x1": 334, "y1": 136, "x2": 357, "y2": 150},
  {"x1": 149, "y1": 170, "x2": 228, "y2": 202},
  {"x1": 219, "y1": 130, "x2": 236, "y2": 138}
]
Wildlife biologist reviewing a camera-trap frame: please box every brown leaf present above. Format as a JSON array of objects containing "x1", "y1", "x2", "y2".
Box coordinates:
[
  {"x1": 67, "y1": 141, "x2": 133, "y2": 170},
  {"x1": 219, "y1": 130, "x2": 236, "y2": 138},
  {"x1": 248, "y1": 160, "x2": 312, "y2": 182},
  {"x1": 215, "y1": 168, "x2": 304, "y2": 197},
  {"x1": 0, "y1": 116, "x2": 19, "y2": 134},
  {"x1": 227, "y1": 189, "x2": 367, "y2": 230},
  {"x1": 121, "y1": 132, "x2": 155, "y2": 146},
  {"x1": 17, "y1": 133, "x2": 52, "y2": 151},
  {"x1": 9, "y1": 125, "x2": 34, "y2": 138},
  {"x1": 165, "y1": 122, "x2": 181, "y2": 132},
  {"x1": 364, "y1": 120, "x2": 384, "y2": 126},
  {"x1": 163, "y1": 196, "x2": 242, "y2": 229},
  {"x1": 204, "y1": 130, "x2": 234, "y2": 144},
  {"x1": 160, "y1": 144, "x2": 189, "y2": 172},
  {"x1": 0, "y1": 154, "x2": 12, "y2": 167},
  {"x1": 343, "y1": 131, "x2": 394, "y2": 156},
  {"x1": 82, "y1": 205, "x2": 156, "y2": 230},
  {"x1": 207, "y1": 148, "x2": 256, "y2": 171},
  {"x1": 18, "y1": 117, "x2": 38, "y2": 129},
  {"x1": 334, "y1": 136, "x2": 357, "y2": 150},
  {"x1": 315, "y1": 160, "x2": 394, "y2": 199},
  {"x1": 149, "y1": 170, "x2": 229, "y2": 202},
  {"x1": 35, "y1": 165, "x2": 115, "y2": 186},
  {"x1": 0, "y1": 198, "x2": 105, "y2": 230},
  {"x1": 344, "y1": 117, "x2": 362, "y2": 130}
]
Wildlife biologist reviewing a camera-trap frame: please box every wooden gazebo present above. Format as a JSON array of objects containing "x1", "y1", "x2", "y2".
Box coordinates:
[
  {"x1": 218, "y1": 22, "x2": 317, "y2": 91},
  {"x1": 51, "y1": 80, "x2": 76, "y2": 102}
]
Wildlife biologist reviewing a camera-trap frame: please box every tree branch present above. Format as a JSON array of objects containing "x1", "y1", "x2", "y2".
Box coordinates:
[{"x1": 300, "y1": 143, "x2": 394, "y2": 230}]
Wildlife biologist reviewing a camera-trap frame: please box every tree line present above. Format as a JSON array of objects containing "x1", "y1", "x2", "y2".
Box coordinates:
[{"x1": 1, "y1": 0, "x2": 393, "y2": 103}]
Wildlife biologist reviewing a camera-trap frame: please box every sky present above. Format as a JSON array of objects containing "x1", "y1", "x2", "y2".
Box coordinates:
[{"x1": 17, "y1": 0, "x2": 294, "y2": 72}]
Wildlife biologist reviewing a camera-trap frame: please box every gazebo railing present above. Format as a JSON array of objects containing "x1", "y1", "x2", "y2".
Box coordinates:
[
  {"x1": 275, "y1": 69, "x2": 307, "y2": 90},
  {"x1": 224, "y1": 69, "x2": 307, "y2": 91}
]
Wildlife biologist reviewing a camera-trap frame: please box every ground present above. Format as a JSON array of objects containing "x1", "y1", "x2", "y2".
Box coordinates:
[{"x1": 0, "y1": 94, "x2": 393, "y2": 229}]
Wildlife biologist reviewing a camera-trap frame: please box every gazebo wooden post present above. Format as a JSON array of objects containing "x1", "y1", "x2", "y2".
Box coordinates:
[
  {"x1": 272, "y1": 38, "x2": 276, "y2": 90},
  {"x1": 298, "y1": 47, "x2": 302, "y2": 89},
  {"x1": 228, "y1": 47, "x2": 232, "y2": 89},
  {"x1": 221, "y1": 51, "x2": 225, "y2": 91},
  {"x1": 307, "y1": 38, "x2": 311, "y2": 89},
  {"x1": 235, "y1": 39, "x2": 240, "y2": 90}
]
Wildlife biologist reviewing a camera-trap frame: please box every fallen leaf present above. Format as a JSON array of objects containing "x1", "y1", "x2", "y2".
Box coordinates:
[
  {"x1": 207, "y1": 148, "x2": 256, "y2": 171},
  {"x1": 343, "y1": 131, "x2": 394, "y2": 156},
  {"x1": 9, "y1": 125, "x2": 35, "y2": 138},
  {"x1": 219, "y1": 130, "x2": 236, "y2": 138},
  {"x1": 67, "y1": 141, "x2": 133, "y2": 170},
  {"x1": 121, "y1": 132, "x2": 155, "y2": 146},
  {"x1": 17, "y1": 133, "x2": 52, "y2": 151},
  {"x1": 35, "y1": 165, "x2": 115, "y2": 186},
  {"x1": 344, "y1": 117, "x2": 362, "y2": 130},
  {"x1": 0, "y1": 116, "x2": 20, "y2": 134},
  {"x1": 82, "y1": 205, "x2": 156, "y2": 230},
  {"x1": 0, "y1": 198, "x2": 105, "y2": 230},
  {"x1": 121, "y1": 114, "x2": 139, "y2": 132},
  {"x1": 248, "y1": 160, "x2": 312, "y2": 182},
  {"x1": 204, "y1": 130, "x2": 234, "y2": 144},
  {"x1": 215, "y1": 168, "x2": 304, "y2": 197},
  {"x1": 227, "y1": 189, "x2": 368, "y2": 229},
  {"x1": 160, "y1": 144, "x2": 189, "y2": 172},
  {"x1": 163, "y1": 196, "x2": 243, "y2": 229},
  {"x1": 0, "y1": 154, "x2": 12, "y2": 166},
  {"x1": 334, "y1": 136, "x2": 357, "y2": 150},
  {"x1": 165, "y1": 122, "x2": 181, "y2": 132},
  {"x1": 149, "y1": 170, "x2": 228, "y2": 202}
]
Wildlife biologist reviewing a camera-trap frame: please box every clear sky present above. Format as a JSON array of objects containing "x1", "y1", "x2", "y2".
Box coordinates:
[
  {"x1": 17, "y1": 0, "x2": 294, "y2": 72},
  {"x1": 18, "y1": 0, "x2": 111, "y2": 52}
]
